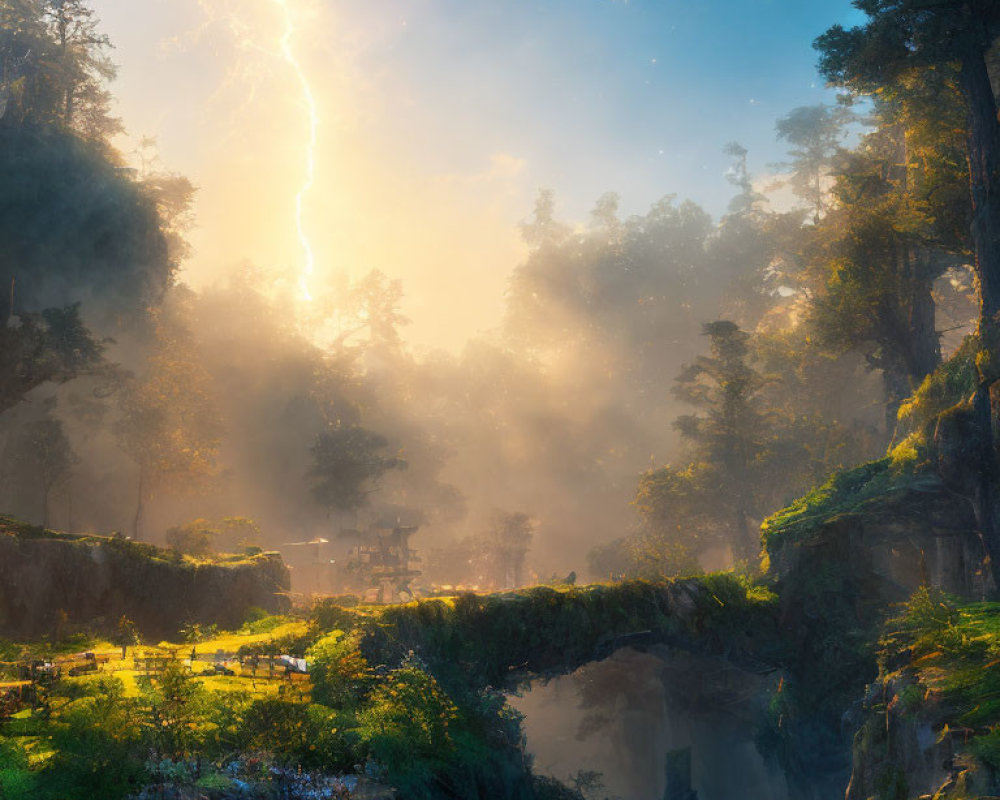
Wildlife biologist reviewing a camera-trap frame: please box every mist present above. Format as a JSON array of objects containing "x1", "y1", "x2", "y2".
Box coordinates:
[
  {"x1": 6, "y1": 1, "x2": 1000, "y2": 799},
  {"x1": 2, "y1": 177, "x2": 893, "y2": 593},
  {"x1": 0, "y1": 0, "x2": 904, "y2": 590}
]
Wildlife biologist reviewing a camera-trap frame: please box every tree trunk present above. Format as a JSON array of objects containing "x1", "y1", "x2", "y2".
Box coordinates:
[
  {"x1": 960, "y1": 43, "x2": 1000, "y2": 592},
  {"x1": 57, "y1": 14, "x2": 73, "y2": 126},
  {"x1": 960, "y1": 47, "x2": 1000, "y2": 325},
  {"x1": 972, "y1": 381, "x2": 1000, "y2": 593}
]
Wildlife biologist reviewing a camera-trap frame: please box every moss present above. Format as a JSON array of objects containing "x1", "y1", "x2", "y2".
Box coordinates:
[
  {"x1": 897, "y1": 333, "x2": 979, "y2": 434},
  {"x1": 888, "y1": 432, "x2": 926, "y2": 470},
  {"x1": 761, "y1": 448, "x2": 948, "y2": 556},
  {"x1": 0, "y1": 515, "x2": 278, "y2": 573},
  {"x1": 764, "y1": 337, "x2": 986, "y2": 561},
  {"x1": 762, "y1": 458, "x2": 893, "y2": 548},
  {"x1": 0, "y1": 516, "x2": 80, "y2": 541},
  {"x1": 359, "y1": 576, "x2": 784, "y2": 699}
]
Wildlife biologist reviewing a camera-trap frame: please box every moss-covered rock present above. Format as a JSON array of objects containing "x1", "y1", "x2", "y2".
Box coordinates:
[
  {"x1": 762, "y1": 461, "x2": 983, "y2": 602},
  {"x1": 0, "y1": 517, "x2": 290, "y2": 639},
  {"x1": 763, "y1": 335, "x2": 993, "y2": 602},
  {"x1": 362, "y1": 576, "x2": 784, "y2": 695},
  {"x1": 897, "y1": 334, "x2": 980, "y2": 443}
]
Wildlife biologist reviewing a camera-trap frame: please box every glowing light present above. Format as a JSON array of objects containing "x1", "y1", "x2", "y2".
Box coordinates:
[{"x1": 275, "y1": 0, "x2": 319, "y2": 302}]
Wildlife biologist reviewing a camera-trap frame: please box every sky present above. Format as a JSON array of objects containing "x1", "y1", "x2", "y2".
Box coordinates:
[{"x1": 89, "y1": 0, "x2": 864, "y2": 351}]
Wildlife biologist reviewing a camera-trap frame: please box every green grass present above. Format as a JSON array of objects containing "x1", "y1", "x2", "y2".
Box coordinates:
[
  {"x1": 0, "y1": 515, "x2": 279, "y2": 570},
  {"x1": 883, "y1": 589, "x2": 1000, "y2": 730},
  {"x1": 897, "y1": 333, "x2": 980, "y2": 435},
  {"x1": 761, "y1": 458, "x2": 894, "y2": 547},
  {"x1": 761, "y1": 456, "x2": 945, "y2": 555}
]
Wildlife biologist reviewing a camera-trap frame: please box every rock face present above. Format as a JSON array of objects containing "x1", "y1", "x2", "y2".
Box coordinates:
[
  {"x1": 845, "y1": 674, "x2": 957, "y2": 800},
  {"x1": 760, "y1": 463, "x2": 993, "y2": 800},
  {"x1": 767, "y1": 476, "x2": 987, "y2": 602},
  {"x1": 761, "y1": 453, "x2": 1000, "y2": 800},
  {"x1": 0, "y1": 520, "x2": 290, "y2": 639}
]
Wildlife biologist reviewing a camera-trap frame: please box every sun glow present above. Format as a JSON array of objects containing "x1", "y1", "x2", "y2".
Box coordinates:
[{"x1": 275, "y1": 0, "x2": 319, "y2": 302}]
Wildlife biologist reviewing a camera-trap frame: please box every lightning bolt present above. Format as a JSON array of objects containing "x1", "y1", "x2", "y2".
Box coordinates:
[{"x1": 275, "y1": 0, "x2": 319, "y2": 302}]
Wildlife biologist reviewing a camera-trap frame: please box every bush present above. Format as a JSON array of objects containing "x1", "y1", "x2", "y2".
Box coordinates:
[
  {"x1": 310, "y1": 599, "x2": 362, "y2": 633},
  {"x1": 0, "y1": 739, "x2": 36, "y2": 800},
  {"x1": 40, "y1": 678, "x2": 148, "y2": 799},
  {"x1": 356, "y1": 662, "x2": 459, "y2": 789},
  {"x1": 307, "y1": 631, "x2": 372, "y2": 709},
  {"x1": 239, "y1": 697, "x2": 312, "y2": 757},
  {"x1": 239, "y1": 611, "x2": 293, "y2": 635}
]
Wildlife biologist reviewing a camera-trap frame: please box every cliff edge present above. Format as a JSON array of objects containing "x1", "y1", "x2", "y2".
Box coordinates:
[{"x1": 0, "y1": 517, "x2": 290, "y2": 639}]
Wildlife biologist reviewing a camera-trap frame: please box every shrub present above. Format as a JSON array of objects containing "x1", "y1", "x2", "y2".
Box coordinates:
[
  {"x1": 0, "y1": 739, "x2": 36, "y2": 800},
  {"x1": 307, "y1": 631, "x2": 372, "y2": 709},
  {"x1": 356, "y1": 662, "x2": 459, "y2": 789}
]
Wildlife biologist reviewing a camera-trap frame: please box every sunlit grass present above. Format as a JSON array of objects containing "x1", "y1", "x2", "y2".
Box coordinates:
[
  {"x1": 18, "y1": 620, "x2": 316, "y2": 700},
  {"x1": 885, "y1": 591, "x2": 1000, "y2": 729},
  {"x1": 195, "y1": 620, "x2": 308, "y2": 653}
]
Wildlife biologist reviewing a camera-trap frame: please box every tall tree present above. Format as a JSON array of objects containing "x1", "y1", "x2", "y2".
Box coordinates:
[
  {"x1": 0, "y1": 304, "x2": 103, "y2": 415},
  {"x1": 775, "y1": 103, "x2": 857, "y2": 221},
  {"x1": 43, "y1": 0, "x2": 119, "y2": 139},
  {"x1": 816, "y1": 0, "x2": 1000, "y2": 328},
  {"x1": 308, "y1": 423, "x2": 406, "y2": 515},
  {"x1": 18, "y1": 416, "x2": 77, "y2": 527},
  {"x1": 722, "y1": 141, "x2": 759, "y2": 217},
  {"x1": 671, "y1": 321, "x2": 769, "y2": 557},
  {"x1": 816, "y1": 0, "x2": 1000, "y2": 585},
  {"x1": 631, "y1": 321, "x2": 772, "y2": 566},
  {"x1": 807, "y1": 123, "x2": 945, "y2": 432},
  {"x1": 114, "y1": 305, "x2": 221, "y2": 539},
  {"x1": 0, "y1": 0, "x2": 169, "y2": 325},
  {"x1": 0, "y1": 0, "x2": 118, "y2": 138},
  {"x1": 0, "y1": 125, "x2": 173, "y2": 322},
  {"x1": 711, "y1": 143, "x2": 792, "y2": 325},
  {"x1": 805, "y1": 38, "x2": 971, "y2": 435}
]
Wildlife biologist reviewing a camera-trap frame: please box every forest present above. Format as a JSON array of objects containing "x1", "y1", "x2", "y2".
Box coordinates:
[{"x1": 3, "y1": 0, "x2": 1000, "y2": 798}]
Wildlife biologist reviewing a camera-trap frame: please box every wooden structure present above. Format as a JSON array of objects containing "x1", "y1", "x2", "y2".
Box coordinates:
[
  {"x1": 136, "y1": 646, "x2": 182, "y2": 675},
  {"x1": 341, "y1": 524, "x2": 422, "y2": 603}
]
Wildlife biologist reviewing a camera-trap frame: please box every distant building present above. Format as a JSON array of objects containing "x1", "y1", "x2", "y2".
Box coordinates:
[{"x1": 341, "y1": 524, "x2": 421, "y2": 603}]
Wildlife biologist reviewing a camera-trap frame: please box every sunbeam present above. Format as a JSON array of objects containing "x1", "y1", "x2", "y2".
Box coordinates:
[{"x1": 275, "y1": 0, "x2": 319, "y2": 302}]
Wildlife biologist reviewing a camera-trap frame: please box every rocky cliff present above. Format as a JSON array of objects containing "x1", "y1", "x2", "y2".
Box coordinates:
[
  {"x1": 764, "y1": 459, "x2": 987, "y2": 602},
  {"x1": 0, "y1": 517, "x2": 290, "y2": 639},
  {"x1": 839, "y1": 588, "x2": 1000, "y2": 800},
  {"x1": 753, "y1": 334, "x2": 1000, "y2": 800}
]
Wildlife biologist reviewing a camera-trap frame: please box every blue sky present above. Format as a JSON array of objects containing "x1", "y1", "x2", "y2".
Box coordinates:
[
  {"x1": 339, "y1": 0, "x2": 867, "y2": 217},
  {"x1": 92, "y1": 0, "x2": 866, "y2": 346}
]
